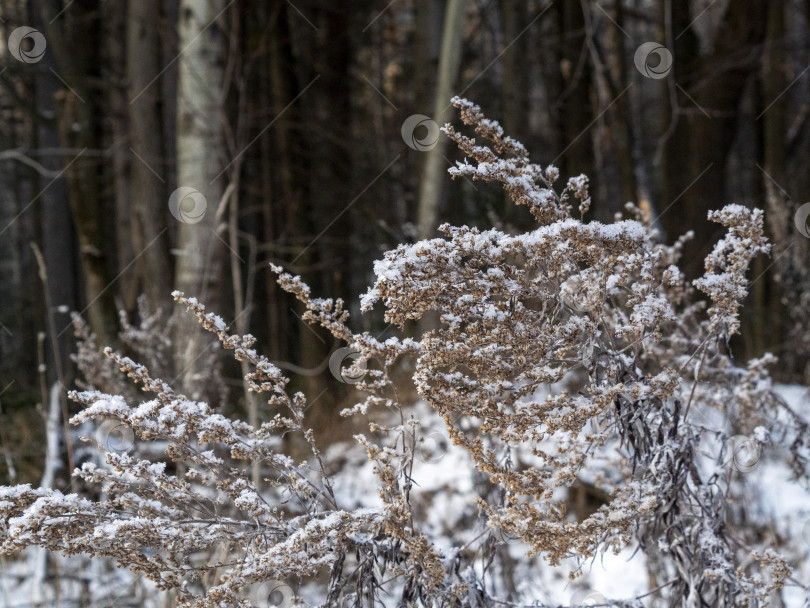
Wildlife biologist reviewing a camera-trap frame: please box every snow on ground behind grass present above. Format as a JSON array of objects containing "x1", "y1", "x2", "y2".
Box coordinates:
[
  {"x1": 1, "y1": 385, "x2": 809, "y2": 606},
  {"x1": 325, "y1": 397, "x2": 650, "y2": 606},
  {"x1": 327, "y1": 383, "x2": 810, "y2": 606}
]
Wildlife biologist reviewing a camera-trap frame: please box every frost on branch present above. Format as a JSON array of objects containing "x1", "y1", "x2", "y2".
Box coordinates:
[
  {"x1": 358, "y1": 99, "x2": 797, "y2": 605},
  {"x1": 694, "y1": 205, "x2": 770, "y2": 335},
  {"x1": 1, "y1": 99, "x2": 806, "y2": 608}
]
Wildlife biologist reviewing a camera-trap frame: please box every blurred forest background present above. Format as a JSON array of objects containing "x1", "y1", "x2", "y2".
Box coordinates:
[{"x1": 1, "y1": 0, "x2": 809, "y2": 485}]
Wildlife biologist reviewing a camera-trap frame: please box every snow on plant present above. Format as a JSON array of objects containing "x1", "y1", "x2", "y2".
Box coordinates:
[{"x1": 1, "y1": 98, "x2": 807, "y2": 607}]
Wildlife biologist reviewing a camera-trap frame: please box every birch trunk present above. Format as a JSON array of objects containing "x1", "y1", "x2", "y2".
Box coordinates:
[
  {"x1": 174, "y1": 0, "x2": 227, "y2": 396},
  {"x1": 416, "y1": 0, "x2": 464, "y2": 239},
  {"x1": 28, "y1": 382, "x2": 61, "y2": 605}
]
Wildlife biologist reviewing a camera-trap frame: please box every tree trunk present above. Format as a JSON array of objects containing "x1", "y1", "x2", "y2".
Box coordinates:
[
  {"x1": 593, "y1": 0, "x2": 637, "y2": 221},
  {"x1": 755, "y1": 0, "x2": 785, "y2": 361},
  {"x1": 41, "y1": 0, "x2": 118, "y2": 345},
  {"x1": 661, "y1": 0, "x2": 768, "y2": 278},
  {"x1": 501, "y1": 1, "x2": 529, "y2": 227},
  {"x1": 174, "y1": 0, "x2": 227, "y2": 396},
  {"x1": 127, "y1": 0, "x2": 172, "y2": 312},
  {"x1": 416, "y1": 0, "x2": 464, "y2": 239},
  {"x1": 552, "y1": 1, "x2": 594, "y2": 207},
  {"x1": 104, "y1": 0, "x2": 136, "y2": 314}
]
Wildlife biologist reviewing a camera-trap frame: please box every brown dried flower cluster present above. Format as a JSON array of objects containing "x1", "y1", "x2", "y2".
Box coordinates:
[{"x1": 1, "y1": 98, "x2": 808, "y2": 607}]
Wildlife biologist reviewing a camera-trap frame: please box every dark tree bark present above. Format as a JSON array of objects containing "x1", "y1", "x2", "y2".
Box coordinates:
[
  {"x1": 104, "y1": 0, "x2": 136, "y2": 314},
  {"x1": 127, "y1": 0, "x2": 172, "y2": 312},
  {"x1": 501, "y1": 1, "x2": 530, "y2": 226},
  {"x1": 553, "y1": 1, "x2": 595, "y2": 203},
  {"x1": 592, "y1": 0, "x2": 637, "y2": 221},
  {"x1": 661, "y1": 0, "x2": 768, "y2": 278},
  {"x1": 41, "y1": 0, "x2": 118, "y2": 345}
]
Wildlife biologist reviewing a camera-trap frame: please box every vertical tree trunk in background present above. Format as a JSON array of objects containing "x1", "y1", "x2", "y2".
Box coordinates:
[
  {"x1": 174, "y1": 0, "x2": 226, "y2": 396},
  {"x1": 501, "y1": 1, "x2": 529, "y2": 227},
  {"x1": 416, "y1": 0, "x2": 464, "y2": 239},
  {"x1": 595, "y1": 0, "x2": 637, "y2": 221},
  {"x1": 127, "y1": 0, "x2": 172, "y2": 312},
  {"x1": 104, "y1": 0, "x2": 136, "y2": 313},
  {"x1": 35, "y1": 36, "x2": 75, "y2": 379},
  {"x1": 266, "y1": 2, "x2": 309, "y2": 372},
  {"x1": 259, "y1": 3, "x2": 282, "y2": 363},
  {"x1": 553, "y1": 2, "x2": 594, "y2": 201},
  {"x1": 754, "y1": 0, "x2": 785, "y2": 362},
  {"x1": 413, "y1": 0, "x2": 443, "y2": 110},
  {"x1": 412, "y1": 0, "x2": 443, "y2": 231},
  {"x1": 41, "y1": 0, "x2": 118, "y2": 346},
  {"x1": 303, "y1": 2, "x2": 355, "y2": 420},
  {"x1": 27, "y1": 382, "x2": 61, "y2": 604},
  {"x1": 0, "y1": 81, "x2": 40, "y2": 380},
  {"x1": 662, "y1": 0, "x2": 767, "y2": 278}
]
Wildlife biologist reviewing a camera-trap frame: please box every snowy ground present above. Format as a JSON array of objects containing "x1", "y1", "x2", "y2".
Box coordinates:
[{"x1": 1, "y1": 384, "x2": 809, "y2": 607}]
